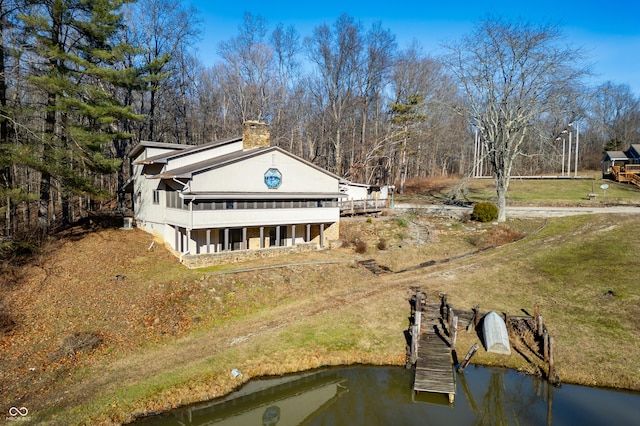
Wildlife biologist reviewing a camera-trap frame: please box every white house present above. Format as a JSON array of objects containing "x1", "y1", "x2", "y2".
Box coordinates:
[{"x1": 127, "y1": 121, "x2": 343, "y2": 265}]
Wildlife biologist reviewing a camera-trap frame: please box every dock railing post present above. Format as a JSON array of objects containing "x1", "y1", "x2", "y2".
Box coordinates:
[
  {"x1": 536, "y1": 312, "x2": 543, "y2": 337},
  {"x1": 548, "y1": 336, "x2": 556, "y2": 383},
  {"x1": 474, "y1": 305, "x2": 480, "y2": 329},
  {"x1": 441, "y1": 294, "x2": 448, "y2": 318},
  {"x1": 410, "y1": 324, "x2": 419, "y2": 365},
  {"x1": 451, "y1": 316, "x2": 458, "y2": 349}
]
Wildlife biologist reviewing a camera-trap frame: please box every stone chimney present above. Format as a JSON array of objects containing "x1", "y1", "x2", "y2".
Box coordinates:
[{"x1": 242, "y1": 121, "x2": 271, "y2": 150}]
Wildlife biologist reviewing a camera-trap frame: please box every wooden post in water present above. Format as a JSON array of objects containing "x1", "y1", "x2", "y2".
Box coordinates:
[
  {"x1": 547, "y1": 379, "x2": 554, "y2": 426},
  {"x1": 458, "y1": 343, "x2": 479, "y2": 372},
  {"x1": 543, "y1": 328, "x2": 549, "y2": 361}
]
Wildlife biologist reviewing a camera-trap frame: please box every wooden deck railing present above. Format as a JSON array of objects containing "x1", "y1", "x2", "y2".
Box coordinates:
[
  {"x1": 339, "y1": 198, "x2": 388, "y2": 214},
  {"x1": 610, "y1": 164, "x2": 640, "y2": 187}
]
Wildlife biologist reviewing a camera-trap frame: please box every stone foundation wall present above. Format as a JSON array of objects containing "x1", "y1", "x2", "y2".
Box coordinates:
[{"x1": 181, "y1": 242, "x2": 323, "y2": 268}]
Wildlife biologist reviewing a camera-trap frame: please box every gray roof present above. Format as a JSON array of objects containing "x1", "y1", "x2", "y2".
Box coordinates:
[
  {"x1": 128, "y1": 140, "x2": 186, "y2": 160},
  {"x1": 627, "y1": 144, "x2": 640, "y2": 159},
  {"x1": 603, "y1": 151, "x2": 628, "y2": 161},
  {"x1": 132, "y1": 137, "x2": 242, "y2": 164}
]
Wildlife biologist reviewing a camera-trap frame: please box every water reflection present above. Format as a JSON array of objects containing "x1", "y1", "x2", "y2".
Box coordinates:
[{"x1": 131, "y1": 366, "x2": 640, "y2": 425}]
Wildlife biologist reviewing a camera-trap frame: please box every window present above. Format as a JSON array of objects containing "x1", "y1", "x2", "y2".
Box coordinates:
[
  {"x1": 165, "y1": 190, "x2": 188, "y2": 210},
  {"x1": 153, "y1": 190, "x2": 160, "y2": 205}
]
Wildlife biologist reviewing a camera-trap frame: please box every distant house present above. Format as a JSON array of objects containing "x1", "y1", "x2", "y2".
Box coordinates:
[
  {"x1": 602, "y1": 144, "x2": 640, "y2": 177},
  {"x1": 627, "y1": 144, "x2": 640, "y2": 163},
  {"x1": 602, "y1": 150, "x2": 629, "y2": 177},
  {"x1": 126, "y1": 121, "x2": 344, "y2": 266}
]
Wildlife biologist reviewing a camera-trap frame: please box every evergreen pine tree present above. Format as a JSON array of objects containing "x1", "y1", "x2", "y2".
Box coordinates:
[{"x1": 20, "y1": 0, "x2": 143, "y2": 235}]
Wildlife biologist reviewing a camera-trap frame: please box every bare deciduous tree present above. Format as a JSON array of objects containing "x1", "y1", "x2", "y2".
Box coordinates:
[
  {"x1": 218, "y1": 13, "x2": 275, "y2": 126},
  {"x1": 305, "y1": 14, "x2": 362, "y2": 175},
  {"x1": 590, "y1": 82, "x2": 640, "y2": 151},
  {"x1": 123, "y1": 0, "x2": 201, "y2": 142},
  {"x1": 443, "y1": 17, "x2": 589, "y2": 221}
]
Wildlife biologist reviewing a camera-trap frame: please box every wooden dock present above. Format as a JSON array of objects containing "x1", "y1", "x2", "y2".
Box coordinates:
[{"x1": 408, "y1": 292, "x2": 456, "y2": 403}]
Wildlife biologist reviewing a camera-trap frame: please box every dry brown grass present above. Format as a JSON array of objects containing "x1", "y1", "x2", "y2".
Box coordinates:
[{"x1": 486, "y1": 225, "x2": 525, "y2": 245}]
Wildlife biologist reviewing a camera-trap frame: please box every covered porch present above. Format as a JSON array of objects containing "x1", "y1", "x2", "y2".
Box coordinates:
[{"x1": 171, "y1": 222, "x2": 334, "y2": 255}]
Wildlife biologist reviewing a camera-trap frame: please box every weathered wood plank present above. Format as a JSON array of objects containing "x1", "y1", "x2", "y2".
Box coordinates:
[{"x1": 413, "y1": 299, "x2": 456, "y2": 397}]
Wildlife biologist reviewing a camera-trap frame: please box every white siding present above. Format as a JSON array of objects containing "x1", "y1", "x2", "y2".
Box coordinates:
[
  {"x1": 189, "y1": 151, "x2": 338, "y2": 193},
  {"x1": 343, "y1": 184, "x2": 369, "y2": 200},
  {"x1": 163, "y1": 206, "x2": 338, "y2": 229}
]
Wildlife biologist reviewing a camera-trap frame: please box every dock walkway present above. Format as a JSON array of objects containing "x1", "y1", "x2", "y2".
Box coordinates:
[{"x1": 409, "y1": 294, "x2": 456, "y2": 403}]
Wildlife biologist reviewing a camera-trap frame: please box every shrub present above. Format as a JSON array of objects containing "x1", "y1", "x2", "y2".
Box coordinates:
[
  {"x1": 396, "y1": 217, "x2": 408, "y2": 228},
  {"x1": 377, "y1": 238, "x2": 388, "y2": 251},
  {"x1": 354, "y1": 239, "x2": 367, "y2": 254},
  {"x1": 465, "y1": 234, "x2": 485, "y2": 247},
  {"x1": 487, "y1": 225, "x2": 524, "y2": 246},
  {"x1": 472, "y1": 202, "x2": 499, "y2": 222}
]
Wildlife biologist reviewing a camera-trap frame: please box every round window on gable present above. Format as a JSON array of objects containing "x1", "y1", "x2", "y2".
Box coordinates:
[{"x1": 264, "y1": 168, "x2": 282, "y2": 189}]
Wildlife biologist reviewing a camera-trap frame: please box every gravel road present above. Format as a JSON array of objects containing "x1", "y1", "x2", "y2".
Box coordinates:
[{"x1": 394, "y1": 203, "x2": 640, "y2": 218}]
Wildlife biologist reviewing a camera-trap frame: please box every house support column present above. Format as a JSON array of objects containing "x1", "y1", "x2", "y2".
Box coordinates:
[
  {"x1": 259, "y1": 226, "x2": 265, "y2": 248},
  {"x1": 275, "y1": 225, "x2": 280, "y2": 247},
  {"x1": 291, "y1": 225, "x2": 296, "y2": 246},
  {"x1": 206, "y1": 229, "x2": 211, "y2": 254},
  {"x1": 242, "y1": 227, "x2": 247, "y2": 250},
  {"x1": 186, "y1": 229, "x2": 191, "y2": 253},
  {"x1": 224, "y1": 228, "x2": 229, "y2": 251},
  {"x1": 320, "y1": 223, "x2": 325, "y2": 248},
  {"x1": 306, "y1": 224, "x2": 311, "y2": 242},
  {"x1": 174, "y1": 226, "x2": 180, "y2": 251}
]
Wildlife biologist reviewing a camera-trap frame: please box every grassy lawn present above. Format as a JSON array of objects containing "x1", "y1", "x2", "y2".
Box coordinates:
[{"x1": 400, "y1": 172, "x2": 640, "y2": 206}]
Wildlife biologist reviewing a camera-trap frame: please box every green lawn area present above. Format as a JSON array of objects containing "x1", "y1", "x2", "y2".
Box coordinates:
[{"x1": 401, "y1": 173, "x2": 640, "y2": 206}]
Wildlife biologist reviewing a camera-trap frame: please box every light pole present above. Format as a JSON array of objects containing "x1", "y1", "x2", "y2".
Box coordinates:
[
  {"x1": 567, "y1": 128, "x2": 572, "y2": 177},
  {"x1": 559, "y1": 129, "x2": 568, "y2": 176},
  {"x1": 473, "y1": 127, "x2": 485, "y2": 178},
  {"x1": 573, "y1": 123, "x2": 580, "y2": 177},
  {"x1": 473, "y1": 128, "x2": 478, "y2": 177},
  {"x1": 555, "y1": 137, "x2": 563, "y2": 176}
]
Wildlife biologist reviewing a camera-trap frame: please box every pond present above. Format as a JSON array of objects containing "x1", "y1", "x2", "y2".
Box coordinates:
[{"x1": 131, "y1": 365, "x2": 640, "y2": 425}]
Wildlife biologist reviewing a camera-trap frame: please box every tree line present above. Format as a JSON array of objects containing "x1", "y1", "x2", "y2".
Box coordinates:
[{"x1": 1, "y1": 1, "x2": 639, "y2": 239}]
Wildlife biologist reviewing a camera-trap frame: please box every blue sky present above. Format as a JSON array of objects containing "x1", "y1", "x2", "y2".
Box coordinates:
[{"x1": 189, "y1": 0, "x2": 640, "y2": 96}]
